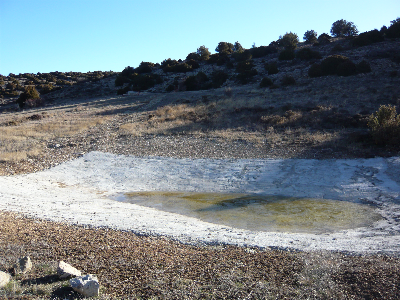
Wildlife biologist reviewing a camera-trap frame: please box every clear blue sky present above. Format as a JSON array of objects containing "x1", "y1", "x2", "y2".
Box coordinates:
[{"x1": 1, "y1": 0, "x2": 399, "y2": 75}]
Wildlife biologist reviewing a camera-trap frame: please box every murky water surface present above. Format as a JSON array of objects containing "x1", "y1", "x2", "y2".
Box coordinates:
[{"x1": 116, "y1": 192, "x2": 382, "y2": 233}]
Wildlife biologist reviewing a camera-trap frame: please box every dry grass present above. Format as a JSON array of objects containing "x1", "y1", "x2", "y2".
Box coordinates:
[{"x1": 0, "y1": 112, "x2": 108, "y2": 162}]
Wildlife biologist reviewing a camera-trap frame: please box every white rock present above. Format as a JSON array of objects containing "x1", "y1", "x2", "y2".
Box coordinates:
[
  {"x1": 0, "y1": 271, "x2": 10, "y2": 288},
  {"x1": 57, "y1": 261, "x2": 82, "y2": 279},
  {"x1": 70, "y1": 274, "x2": 100, "y2": 297},
  {"x1": 13, "y1": 256, "x2": 32, "y2": 274}
]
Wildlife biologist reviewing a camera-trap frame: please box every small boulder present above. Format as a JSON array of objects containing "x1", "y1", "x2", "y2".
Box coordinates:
[
  {"x1": 70, "y1": 274, "x2": 100, "y2": 297},
  {"x1": 57, "y1": 261, "x2": 82, "y2": 279},
  {"x1": 0, "y1": 271, "x2": 11, "y2": 288},
  {"x1": 12, "y1": 256, "x2": 32, "y2": 275}
]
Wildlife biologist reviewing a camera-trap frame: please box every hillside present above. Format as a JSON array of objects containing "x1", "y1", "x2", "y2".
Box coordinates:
[{"x1": 0, "y1": 35, "x2": 399, "y2": 175}]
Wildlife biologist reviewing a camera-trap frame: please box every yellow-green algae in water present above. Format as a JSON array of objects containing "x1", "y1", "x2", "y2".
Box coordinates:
[{"x1": 120, "y1": 192, "x2": 382, "y2": 234}]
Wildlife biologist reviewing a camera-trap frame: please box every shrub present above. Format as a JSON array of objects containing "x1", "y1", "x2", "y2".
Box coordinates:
[
  {"x1": 216, "y1": 54, "x2": 230, "y2": 66},
  {"x1": 130, "y1": 73, "x2": 162, "y2": 91},
  {"x1": 352, "y1": 29, "x2": 384, "y2": 47},
  {"x1": 317, "y1": 33, "x2": 331, "y2": 44},
  {"x1": 6, "y1": 82, "x2": 16, "y2": 90},
  {"x1": 296, "y1": 48, "x2": 322, "y2": 60},
  {"x1": 249, "y1": 45, "x2": 277, "y2": 58},
  {"x1": 161, "y1": 58, "x2": 178, "y2": 71},
  {"x1": 386, "y1": 20, "x2": 400, "y2": 38},
  {"x1": 187, "y1": 59, "x2": 200, "y2": 69},
  {"x1": 135, "y1": 62, "x2": 154, "y2": 74},
  {"x1": 331, "y1": 44, "x2": 344, "y2": 52},
  {"x1": 368, "y1": 105, "x2": 400, "y2": 145},
  {"x1": 233, "y1": 41, "x2": 244, "y2": 53},
  {"x1": 308, "y1": 63, "x2": 323, "y2": 77},
  {"x1": 117, "y1": 86, "x2": 130, "y2": 95},
  {"x1": 215, "y1": 42, "x2": 234, "y2": 55},
  {"x1": 281, "y1": 75, "x2": 296, "y2": 86},
  {"x1": 115, "y1": 75, "x2": 129, "y2": 86},
  {"x1": 279, "y1": 49, "x2": 295, "y2": 60},
  {"x1": 303, "y1": 30, "x2": 318, "y2": 44},
  {"x1": 186, "y1": 52, "x2": 201, "y2": 61},
  {"x1": 164, "y1": 62, "x2": 192, "y2": 73},
  {"x1": 232, "y1": 50, "x2": 252, "y2": 62},
  {"x1": 330, "y1": 19, "x2": 358, "y2": 37},
  {"x1": 39, "y1": 84, "x2": 55, "y2": 94},
  {"x1": 320, "y1": 55, "x2": 350, "y2": 75},
  {"x1": 207, "y1": 53, "x2": 219, "y2": 64},
  {"x1": 197, "y1": 46, "x2": 210, "y2": 61},
  {"x1": 184, "y1": 72, "x2": 210, "y2": 91},
  {"x1": 211, "y1": 70, "x2": 229, "y2": 88},
  {"x1": 236, "y1": 60, "x2": 258, "y2": 84},
  {"x1": 260, "y1": 77, "x2": 273, "y2": 88},
  {"x1": 265, "y1": 62, "x2": 279, "y2": 75},
  {"x1": 278, "y1": 32, "x2": 299, "y2": 50},
  {"x1": 17, "y1": 86, "x2": 40, "y2": 109},
  {"x1": 121, "y1": 66, "x2": 135, "y2": 77},
  {"x1": 356, "y1": 60, "x2": 372, "y2": 73},
  {"x1": 336, "y1": 60, "x2": 357, "y2": 76}
]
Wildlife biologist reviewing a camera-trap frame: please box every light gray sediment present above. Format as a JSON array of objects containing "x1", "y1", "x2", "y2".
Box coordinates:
[{"x1": 1, "y1": 152, "x2": 399, "y2": 253}]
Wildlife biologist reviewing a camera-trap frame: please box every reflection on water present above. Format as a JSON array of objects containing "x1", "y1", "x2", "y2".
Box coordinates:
[{"x1": 115, "y1": 192, "x2": 382, "y2": 234}]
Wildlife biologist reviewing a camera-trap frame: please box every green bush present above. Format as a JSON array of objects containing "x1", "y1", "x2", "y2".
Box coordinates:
[
  {"x1": 356, "y1": 60, "x2": 372, "y2": 73},
  {"x1": 186, "y1": 52, "x2": 201, "y2": 61},
  {"x1": 115, "y1": 75, "x2": 129, "y2": 87},
  {"x1": 211, "y1": 70, "x2": 229, "y2": 88},
  {"x1": 233, "y1": 41, "x2": 244, "y2": 53},
  {"x1": 235, "y1": 60, "x2": 258, "y2": 84},
  {"x1": 260, "y1": 77, "x2": 273, "y2": 88},
  {"x1": 121, "y1": 66, "x2": 135, "y2": 77},
  {"x1": 330, "y1": 19, "x2": 358, "y2": 37},
  {"x1": 163, "y1": 62, "x2": 192, "y2": 73},
  {"x1": 207, "y1": 53, "x2": 219, "y2": 64},
  {"x1": 232, "y1": 50, "x2": 252, "y2": 62},
  {"x1": 386, "y1": 20, "x2": 400, "y2": 38},
  {"x1": 215, "y1": 42, "x2": 234, "y2": 55},
  {"x1": 184, "y1": 72, "x2": 210, "y2": 91},
  {"x1": 197, "y1": 46, "x2": 211, "y2": 61},
  {"x1": 265, "y1": 62, "x2": 279, "y2": 75},
  {"x1": 368, "y1": 105, "x2": 400, "y2": 145},
  {"x1": 308, "y1": 63, "x2": 323, "y2": 77},
  {"x1": 249, "y1": 45, "x2": 277, "y2": 58},
  {"x1": 135, "y1": 62, "x2": 154, "y2": 74},
  {"x1": 303, "y1": 30, "x2": 318, "y2": 44},
  {"x1": 336, "y1": 60, "x2": 357, "y2": 76},
  {"x1": 187, "y1": 59, "x2": 200, "y2": 69},
  {"x1": 279, "y1": 49, "x2": 295, "y2": 60},
  {"x1": 17, "y1": 86, "x2": 40, "y2": 109},
  {"x1": 320, "y1": 55, "x2": 350, "y2": 75},
  {"x1": 296, "y1": 48, "x2": 322, "y2": 60},
  {"x1": 352, "y1": 29, "x2": 384, "y2": 47},
  {"x1": 317, "y1": 33, "x2": 331, "y2": 44},
  {"x1": 117, "y1": 86, "x2": 130, "y2": 95},
  {"x1": 130, "y1": 73, "x2": 162, "y2": 91},
  {"x1": 278, "y1": 32, "x2": 299, "y2": 50},
  {"x1": 281, "y1": 75, "x2": 296, "y2": 86}
]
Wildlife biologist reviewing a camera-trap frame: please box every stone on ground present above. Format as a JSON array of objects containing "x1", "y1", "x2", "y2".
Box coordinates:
[
  {"x1": 70, "y1": 274, "x2": 100, "y2": 297},
  {"x1": 57, "y1": 261, "x2": 82, "y2": 279},
  {"x1": 0, "y1": 271, "x2": 10, "y2": 288}
]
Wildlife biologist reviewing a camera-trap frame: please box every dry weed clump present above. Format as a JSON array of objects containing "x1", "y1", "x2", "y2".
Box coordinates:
[{"x1": 368, "y1": 104, "x2": 400, "y2": 146}]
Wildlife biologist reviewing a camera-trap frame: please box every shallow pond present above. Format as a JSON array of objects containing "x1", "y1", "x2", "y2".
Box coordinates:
[{"x1": 115, "y1": 192, "x2": 382, "y2": 234}]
